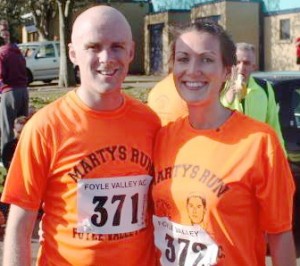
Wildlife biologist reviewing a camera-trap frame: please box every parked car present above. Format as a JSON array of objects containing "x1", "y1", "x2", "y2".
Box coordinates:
[
  {"x1": 252, "y1": 71, "x2": 300, "y2": 232},
  {"x1": 18, "y1": 41, "x2": 60, "y2": 84}
]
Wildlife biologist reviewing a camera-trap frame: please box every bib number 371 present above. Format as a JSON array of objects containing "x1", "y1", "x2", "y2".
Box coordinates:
[{"x1": 77, "y1": 175, "x2": 152, "y2": 234}]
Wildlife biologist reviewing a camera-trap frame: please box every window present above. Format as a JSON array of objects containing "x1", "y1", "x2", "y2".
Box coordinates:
[
  {"x1": 280, "y1": 19, "x2": 290, "y2": 40},
  {"x1": 37, "y1": 44, "x2": 55, "y2": 58},
  {"x1": 195, "y1": 15, "x2": 220, "y2": 24},
  {"x1": 293, "y1": 89, "x2": 300, "y2": 128}
]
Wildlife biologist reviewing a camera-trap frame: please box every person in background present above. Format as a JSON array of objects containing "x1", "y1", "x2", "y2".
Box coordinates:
[
  {"x1": 220, "y1": 42, "x2": 285, "y2": 150},
  {"x1": 0, "y1": 19, "x2": 9, "y2": 33},
  {"x1": 2, "y1": 116, "x2": 28, "y2": 171},
  {"x1": 296, "y1": 37, "x2": 300, "y2": 65},
  {"x1": 148, "y1": 73, "x2": 187, "y2": 126},
  {"x1": 152, "y1": 21, "x2": 296, "y2": 265},
  {"x1": 1, "y1": 5, "x2": 160, "y2": 266},
  {"x1": 0, "y1": 29, "x2": 28, "y2": 163}
]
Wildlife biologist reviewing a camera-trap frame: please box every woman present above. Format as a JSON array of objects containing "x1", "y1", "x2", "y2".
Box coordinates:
[{"x1": 152, "y1": 21, "x2": 296, "y2": 266}]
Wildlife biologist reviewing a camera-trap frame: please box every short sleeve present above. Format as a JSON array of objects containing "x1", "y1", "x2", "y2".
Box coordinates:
[
  {"x1": 255, "y1": 132, "x2": 295, "y2": 233},
  {"x1": 1, "y1": 119, "x2": 51, "y2": 210}
]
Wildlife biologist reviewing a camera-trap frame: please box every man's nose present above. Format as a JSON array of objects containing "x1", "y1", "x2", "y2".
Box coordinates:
[
  {"x1": 98, "y1": 49, "x2": 112, "y2": 63},
  {"x1": 237, "y1": 62, "x2": 246, "y2": 73}
]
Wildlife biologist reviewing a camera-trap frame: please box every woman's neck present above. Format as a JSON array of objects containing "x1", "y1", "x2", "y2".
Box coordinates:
[{"x1": 188, "y1": 103, "x2": 232, "y2": 130}]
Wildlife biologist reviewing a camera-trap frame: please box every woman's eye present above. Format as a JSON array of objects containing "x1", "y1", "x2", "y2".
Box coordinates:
[
  {"x1": 201, "y1": 57, "x2": 213, "y2": 63},
  {"x1": 176, "y1": 57, "x2": 189, "y2": 63}
]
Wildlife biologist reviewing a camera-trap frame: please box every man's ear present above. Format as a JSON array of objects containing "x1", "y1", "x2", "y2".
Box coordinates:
[
  {"x1": 68, "y1": 43, "x2": 77, "y2": 65},
  {"x1": 252, "y1": 63, "x2": 258, "y2": 72}
]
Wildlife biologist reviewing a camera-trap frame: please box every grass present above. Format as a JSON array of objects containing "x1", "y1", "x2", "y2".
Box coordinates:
[
  {"x1": 0, "y1": 84, "x2": 152, "y2": 193},
  {"x1": 28, "y1": 85, "x2": 151, "y2": 110}
]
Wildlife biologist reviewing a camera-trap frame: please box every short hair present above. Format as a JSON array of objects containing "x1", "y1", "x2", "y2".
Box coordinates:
[
  {"x1": 236, "y1": 42, "x2": 256, "y2": 54},
  {"x1": 169, "y1": 20, "x2": 237, "y2": 69},
  {"x1": 14, "y1": 116, "x2": 28, "y2": 127},
  {"x1": 186, "y1": 194, "x2": 206, "y2": 209},
  {"x1": 0, "y1": 19, "x2": 8, "y2": 25}
]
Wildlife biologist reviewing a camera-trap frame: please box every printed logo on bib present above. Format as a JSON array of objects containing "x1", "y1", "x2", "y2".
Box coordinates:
[
  {"x1": 77, "y1": 175, "x2": 152, "y2": 234},
  {"x1": 153, "y1": 216, "x2": 219, "y2": 266}
]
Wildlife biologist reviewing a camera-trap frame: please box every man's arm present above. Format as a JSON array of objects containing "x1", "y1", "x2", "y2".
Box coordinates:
[
  {"x1": 267, "y1": 230, "x2": 296, "y2": 266},
  {"x1": 3, "y1": 204, "x2": 38, "y2": 266},
  {"x1": 265, "y1": 83, "x2": 286, "y2": 151}
]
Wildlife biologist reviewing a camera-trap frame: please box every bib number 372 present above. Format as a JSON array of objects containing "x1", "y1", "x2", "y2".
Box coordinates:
[{"x1": 77, "y1": 175, "x2": 152, "y2": 234}]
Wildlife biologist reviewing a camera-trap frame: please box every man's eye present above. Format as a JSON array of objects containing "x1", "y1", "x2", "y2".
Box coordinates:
[
  {"x1": 86, "y1": 45, "x2": 99, "y2": 51},
  {"x1": 112, "y1": 45, "x2": 124, "y2": 50}
]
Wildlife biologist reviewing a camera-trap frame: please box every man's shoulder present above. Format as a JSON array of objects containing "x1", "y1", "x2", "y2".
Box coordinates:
[
  {"x1": 0, "y1": 44, "x2": 10, "y2": 56},
  {"x1": 248, "y1": 77, "x2": 270, "y2": 99},
  {"x1": 28, "y1": 93, "x2": 69, "y2": 126},
  {"x1": 126, "y1": 94, "x2": 161, "y2": 125}
]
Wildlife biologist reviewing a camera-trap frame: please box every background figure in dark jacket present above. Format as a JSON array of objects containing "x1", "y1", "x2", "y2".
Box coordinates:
[
  {"x1": 2, "y1": 116, "x2": 28, "y2": 171},
  {"x1": 0, "y1": 31, "x2": 28, "y2": 160}
]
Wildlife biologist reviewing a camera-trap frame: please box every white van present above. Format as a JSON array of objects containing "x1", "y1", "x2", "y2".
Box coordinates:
[{"x1": 18, "y1": 41, "x2": 60, "y2": 84}]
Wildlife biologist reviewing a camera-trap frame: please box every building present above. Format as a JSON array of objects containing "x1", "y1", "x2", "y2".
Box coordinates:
[
  {"x1": 145, "y1": 0, "x2": 300, "y2": 74},
  {"x1": 20, "y1": 0, "x2": 300, "y2": 75}
]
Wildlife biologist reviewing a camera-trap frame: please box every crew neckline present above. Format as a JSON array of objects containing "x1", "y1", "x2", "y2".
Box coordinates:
[
  {"x1": 184, "y1": 110, "x2": 238, "y2": 135},
  {"x1": 68, "y1": 90, "x2": 129, "y2": 118}
]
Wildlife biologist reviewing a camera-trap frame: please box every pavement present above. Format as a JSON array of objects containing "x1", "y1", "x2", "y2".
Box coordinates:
[{"x1": 27, "y1": 74, "x2": 164, "y2": 91}]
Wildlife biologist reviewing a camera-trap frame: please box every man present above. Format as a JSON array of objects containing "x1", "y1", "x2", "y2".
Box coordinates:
[
  {"x1": 221, "y1": 42, "x2": 285, "y2": 148},
  {"x1": 186, "y1": 194, "x2": 206, "y2": 227},
  {"x1": 0, "y1": 30, "x2": 29, "y2": 160},
  {"x1": 1, "y1": 6, "x2": 160, "y2": 266},
  {"x1": 296, "y1": 37, "x2": 300, "y2": 65}
]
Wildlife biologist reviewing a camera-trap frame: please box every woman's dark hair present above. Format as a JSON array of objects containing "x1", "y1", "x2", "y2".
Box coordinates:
[{"x1": 169, "y1": 20, "x2": 237, "y2": 69}]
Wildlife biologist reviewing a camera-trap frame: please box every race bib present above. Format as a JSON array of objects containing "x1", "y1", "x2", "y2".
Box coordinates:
[
  {"x1": 77, "y1": 175, "x2": 152, "y2": 234},
  {"x1": 153, "y1": 216, "x2": 219, "y2": 266}
]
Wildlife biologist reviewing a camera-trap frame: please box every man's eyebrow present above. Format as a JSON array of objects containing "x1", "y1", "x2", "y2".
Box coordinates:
[
  {"x1": 84, "y1": 41, "x2": 99, "y2": 47},
  {"x1": 111, "y1": 41, "x2": 126, "y2": 46}
]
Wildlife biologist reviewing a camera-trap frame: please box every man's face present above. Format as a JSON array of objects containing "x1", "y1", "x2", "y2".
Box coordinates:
[
  {"x1": 236, "y1": 49, "x2": 257, "y2": 84},
  {"x1": 187, "y1": 196, "x2": 206, "y2": 225},
  {"x1": 69, "y1": 18, "x2": 134, "y2": 97},
  {"x1": 0, "y1": 30, "x2": 10, "y2": 44},
  {"x1": 14, "y1": 123, "x2": 24, "y2": 139}
]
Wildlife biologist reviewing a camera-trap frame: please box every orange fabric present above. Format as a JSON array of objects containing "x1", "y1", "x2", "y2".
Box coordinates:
[
  {"x1": 152, "y1": 111, "x2": 295, "y2": 266},
  {"x1": 1, "y1": 90, "x2": 160, "y2": 266},
  {"x1": 148, "y1": 73, "x2": 188, "y2": 126}
]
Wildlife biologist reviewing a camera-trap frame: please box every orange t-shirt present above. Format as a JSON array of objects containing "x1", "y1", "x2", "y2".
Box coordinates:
[
  {"x1": 1, "y1": 91, "x2": 161, "y2": 266},
  {"x1": 152, "y1": 111, "x2": 295, "y2": 266},
  {"x1": 148, "y1": 73, "x2": 188, "y2": 126}
]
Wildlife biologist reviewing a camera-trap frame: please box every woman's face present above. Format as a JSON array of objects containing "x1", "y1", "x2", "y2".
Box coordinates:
[{"x1": 173, "y1": 30, "x2": 229, "y2": 107}]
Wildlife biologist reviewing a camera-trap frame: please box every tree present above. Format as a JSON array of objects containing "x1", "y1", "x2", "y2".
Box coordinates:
[
  {"x1": 0, "y1": 0, "x2": 26, "y2": 42},
  {"x1": 28, "y1": 0, "x2": 57, "y2": 41},
  {"x1": 56, "y1": 0, "x2": 76, "y2": 87}
]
